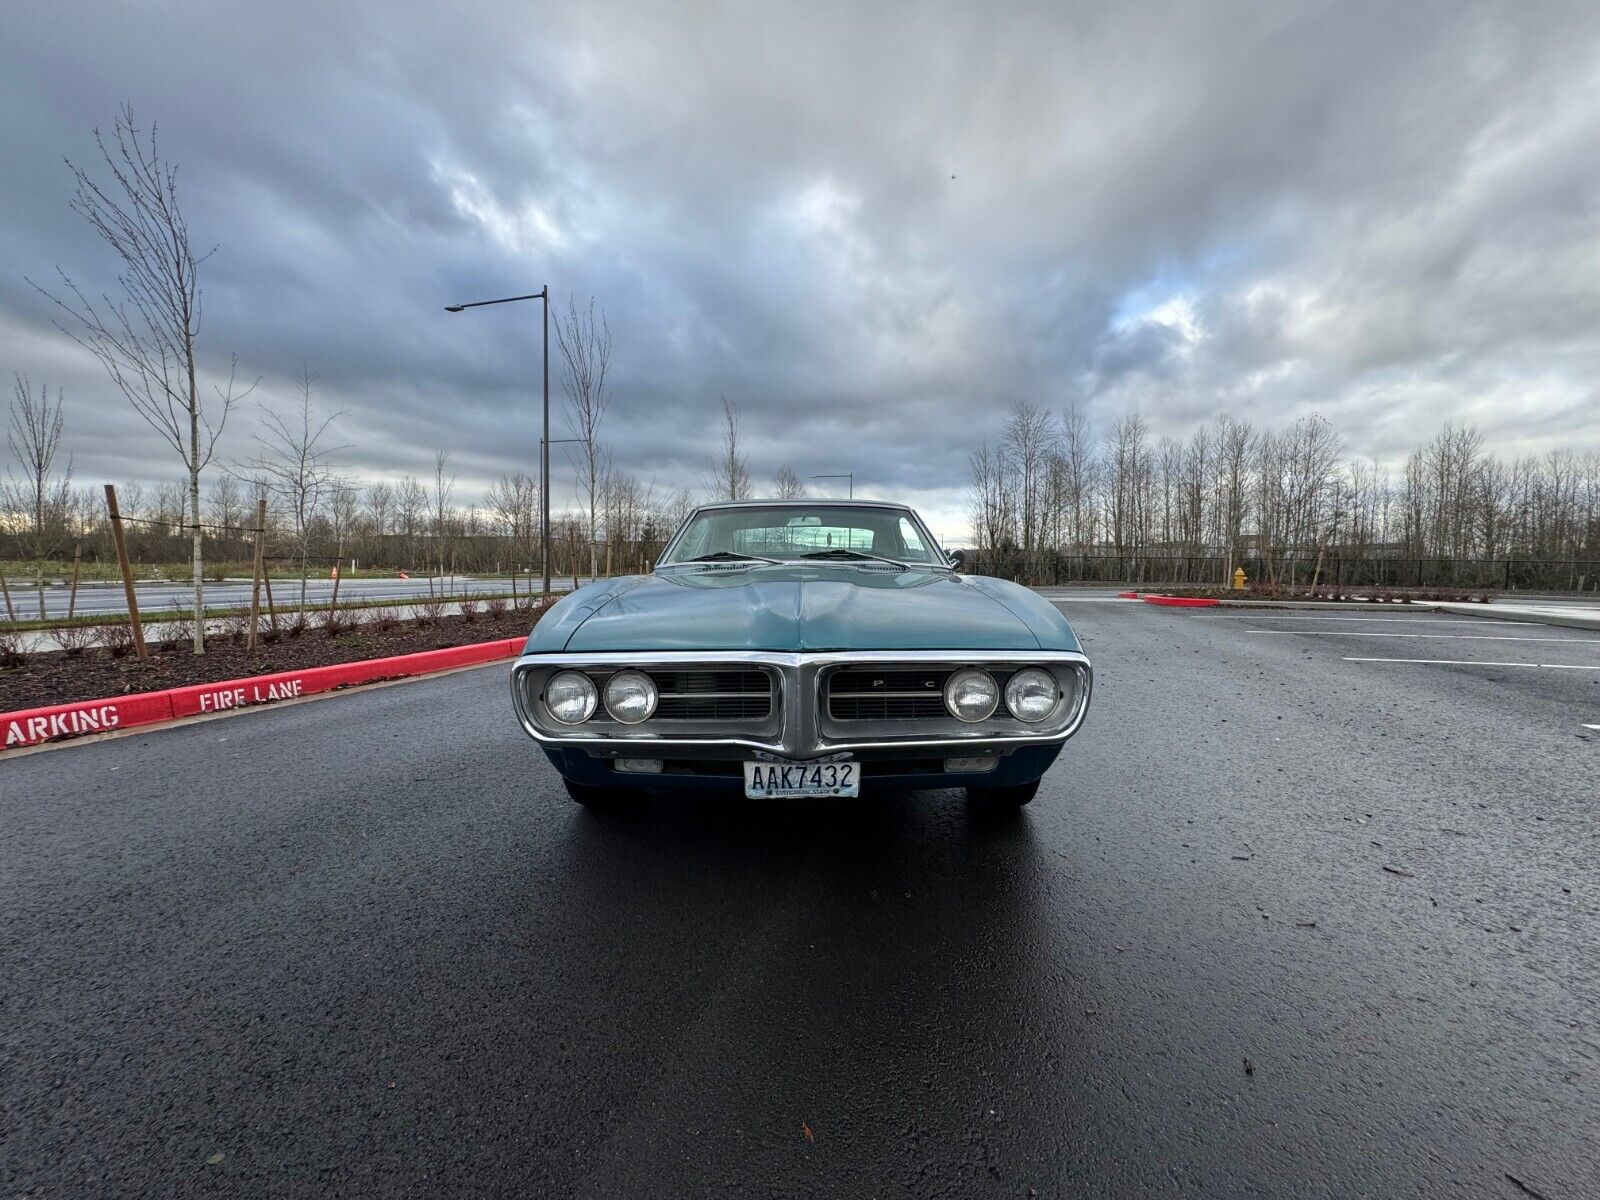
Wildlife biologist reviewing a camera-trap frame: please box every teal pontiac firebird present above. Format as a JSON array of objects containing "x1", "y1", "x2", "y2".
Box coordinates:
[{"x1": 510, "y1": 500, "x2": 1092, "y2": 807}]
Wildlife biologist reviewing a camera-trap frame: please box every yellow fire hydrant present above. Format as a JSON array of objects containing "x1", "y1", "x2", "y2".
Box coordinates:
[{"x1": 1232, "y1": 566, "x2": 1247, "y2": 590}]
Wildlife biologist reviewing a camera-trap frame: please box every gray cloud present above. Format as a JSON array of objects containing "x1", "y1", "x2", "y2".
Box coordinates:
[{"x1": 3, "y1": 0, "x2": 1599, "y2": 533}]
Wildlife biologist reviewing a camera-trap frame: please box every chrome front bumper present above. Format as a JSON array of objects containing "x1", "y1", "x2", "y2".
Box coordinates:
[{"x1": 510, "y1": 649, "x2": 1093, "y2": 759}]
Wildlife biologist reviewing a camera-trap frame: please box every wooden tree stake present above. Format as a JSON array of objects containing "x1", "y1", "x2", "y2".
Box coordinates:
[
  {"x1": 263, "y1": 571, "x2": 278, "y2": 633},
  {"x1": 247, "y1": 498, "x2": 267, "y2": 650},
  {"x1": 68, "y1": 544, "x2": 82, "y2": 620},
  {"x1": 104, "y1": 484, "x2": 148, "y2": 659},
  {"x1": 327, "y1": 563, "x2": 343, "y2": 628}
]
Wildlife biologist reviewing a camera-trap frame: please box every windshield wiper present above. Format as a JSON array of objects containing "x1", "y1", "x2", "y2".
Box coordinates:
[
  {"x1": 799, "y1": 548, "x2": 908, "y2": 570},
  {"x1": 678, "y1": 550, "x2": 782, "y2": 565}
]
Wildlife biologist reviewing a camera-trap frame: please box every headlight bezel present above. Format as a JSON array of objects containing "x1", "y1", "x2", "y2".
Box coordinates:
[
  {"x1": 545, "y1": 670, "x2": 599, "y2": 725},
  {"x1": 1003, "y1": 666, "x2": 1059, "y2": 723},
  {"x1": 603, "y1": 669, "x2": 659, "y2": 724},
  {"x1": 943, "y1": 666, "x2": 1000, "y2": 723}
]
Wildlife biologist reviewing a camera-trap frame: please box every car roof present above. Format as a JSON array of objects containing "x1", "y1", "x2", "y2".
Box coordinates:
[{"x1": 690, "y1": 498, "x2": 910, "y2": 510}]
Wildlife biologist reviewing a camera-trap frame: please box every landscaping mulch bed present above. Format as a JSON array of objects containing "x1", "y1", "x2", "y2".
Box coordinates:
[{"x1": 0, "y1": 605, "x2": 549, "y2": 713}]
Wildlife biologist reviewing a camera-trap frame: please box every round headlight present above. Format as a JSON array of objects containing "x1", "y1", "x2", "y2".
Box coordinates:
[
  {"x1": 604, "y1": 669, "x2": 658, "y2": 724},
  {"x1": 1004, "y1": 667, "x2": 1059, "y2": 723},
  {"x1": 545, "y1": 670, "x2": 598, "y2": 724},
  {"x1": 943, "y1": 667, "x2": 999, "y2": 722}
]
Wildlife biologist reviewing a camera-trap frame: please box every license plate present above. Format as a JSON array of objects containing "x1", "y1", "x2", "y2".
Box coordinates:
[{"x1": 743, "y1": 759, "x2": 859, "y2": 799}]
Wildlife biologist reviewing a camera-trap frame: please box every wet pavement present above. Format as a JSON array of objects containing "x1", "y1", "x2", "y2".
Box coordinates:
[{"x1": 3, "y1": 600, "x2": 1596, "y2": 1197}]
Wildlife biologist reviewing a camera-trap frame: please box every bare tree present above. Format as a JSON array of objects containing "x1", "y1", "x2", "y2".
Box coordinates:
[
  {"x1": 772, "y1": 463, "x2": 806, "y2": 499},
  {"x1": 3, "y1": 376, "x2": 74, "y2": 617},
  {"x1": 486, "y1": 470, "x2": 539, "y2": 583},
  {"x1": 1002, "y1": 401, "x2": 1056, "y2": 561},
  {"x1": 968, "y1": 442, "x2": 1015, "y2": 554},
  {"x1": 31, "y1": 105, "x2": 253, "y2": 652},
  {"x1": 153, "y1": 480, "x2": 188, "y2": 533},
  {"x1": 1213, "y1": 415, "x2": 1254, "y2": 578},
  {"x1": 395, "y1": 474, "x2": 427, "y2": 566},
  {"x1": 364, "y1": 481, "x2": 394, "y2": 542},
  {"x1": 554, "y1": 296, "x2": 612, "y2": 577},
  {"x1": 328, "y1": 481, "x2": 360, "y2": 569},
  {"x1": 1178, "y1": 424, "x2": 1211, "y2": 556},
  {"x1": 708, "y1": 395, "x2": 752, "y2": 500},
  {"x1": 1155, "y1": 436, "x2": 1183, "y2": 549},
  {"x1": 666, "y1": 486, "x2": 698, "y2": 531},
  {"x1": 432, "y1": 449, "x2": 455, "y2": 581},
  {"x1": 601, "y1": 469, "x2": 657, "y2": 574},
  {"x1": 205, "y1": 472, "x2": 242, "y2": 537},
  {"x1": 239, "y1": 366, "x2": 345, "y2": 605},
  {"x1": 1106, "y1": 413, "x2": 1150, "y2": 559}
]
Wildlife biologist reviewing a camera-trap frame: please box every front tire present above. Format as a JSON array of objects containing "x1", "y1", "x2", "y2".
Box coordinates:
[
  {"x1": 966, "y1": 779, "x2": 1040, "y2": 807},
  {"x1": 563, "y1": 779, "x2": 640, "y2": 809}
]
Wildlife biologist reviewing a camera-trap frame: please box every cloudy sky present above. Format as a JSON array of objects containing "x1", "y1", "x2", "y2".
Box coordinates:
[{"x1": 3, "y1": 0, "x2": 1598, "y2": 538}]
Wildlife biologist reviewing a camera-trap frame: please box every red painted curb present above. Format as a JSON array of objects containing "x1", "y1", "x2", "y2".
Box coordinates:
[
  {"x1": 1, "y1": 636, "x2": 526, "y2": 753},
  {"x1": 1142, "y1": 595, "x2": 1220, "y2": 608},
  {"x1": 1116, "y1": 590, "x2": 1141, "y2": 599}
]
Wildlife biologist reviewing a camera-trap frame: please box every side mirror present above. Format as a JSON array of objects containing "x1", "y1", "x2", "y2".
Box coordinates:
[{"x1": 948, "y1": 548, "x2": 967, "y2": 571}]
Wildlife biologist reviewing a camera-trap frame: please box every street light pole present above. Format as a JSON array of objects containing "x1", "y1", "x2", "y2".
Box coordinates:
[
  {"x1": 810, "y1": 472, "x2": 854, "y2": 498},
  {"x1": 542, "y1": 291, "x2": 550, "y2": 596},
  {"x1": 444, "y1": 287, "x2": 553, "y2": 596}
]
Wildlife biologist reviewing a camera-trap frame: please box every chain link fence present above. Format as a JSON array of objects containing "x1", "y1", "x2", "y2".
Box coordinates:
[{"x1": 964, "y1": 551, "x2": 1600, "y2": 592}]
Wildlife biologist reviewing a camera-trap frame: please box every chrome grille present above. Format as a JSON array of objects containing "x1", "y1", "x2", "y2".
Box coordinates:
[
  {"x1": 827, "y1": 667, "x2": 950, "y2": 720},
  {"x1": 636, "y1": 668, "x2": 771, "y2": 720}
]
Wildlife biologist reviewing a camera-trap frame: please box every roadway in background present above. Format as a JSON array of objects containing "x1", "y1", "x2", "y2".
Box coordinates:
[{"x1": 10, "y1": 575, "x2": 587, "y2": 619}]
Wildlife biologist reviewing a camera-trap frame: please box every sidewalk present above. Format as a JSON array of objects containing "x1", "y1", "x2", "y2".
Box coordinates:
[
  {"x1": 1432, "y1": 599, "x2": 1600, "y2": 632},
  {"x1": 8, "y1": 595, "x2": 537, "y2": 655}
]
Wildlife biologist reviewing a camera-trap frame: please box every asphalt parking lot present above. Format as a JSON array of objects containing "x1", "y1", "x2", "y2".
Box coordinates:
[{"x1": 3, "y1": 598, "x2": 1597, "y2": 1197}]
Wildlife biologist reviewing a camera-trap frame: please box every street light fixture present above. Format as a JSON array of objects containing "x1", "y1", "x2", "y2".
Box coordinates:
[
  {"x1": 810, "y1": 472, "x2": 854, "y2": 498},
  {"x1": 444, "y1": 287, "x2": 554, "y2": 596}
]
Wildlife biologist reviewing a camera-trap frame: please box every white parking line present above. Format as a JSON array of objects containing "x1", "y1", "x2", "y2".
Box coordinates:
[
  {"x1": 1344, "y1": 657, "x2": 1597, "y2": 670},
  {"x1": 1585, "y1": 724, "x2": 1600, "y2": 731},
  {"x1": 1247, "y1": 630, "x2": 1600, "y2": 643}
]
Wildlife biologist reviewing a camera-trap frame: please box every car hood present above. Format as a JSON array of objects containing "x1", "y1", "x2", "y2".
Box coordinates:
[{"x1": 556, "y1": 564, "x2": 1045, "y2": 652}]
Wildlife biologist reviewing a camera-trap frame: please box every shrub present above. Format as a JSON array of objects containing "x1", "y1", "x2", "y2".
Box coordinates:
[
  {"x1": 0, "y1": 629, "x2": 25, "y2": 669},
  {"x1": 369, "y1": 605, "x2": 399, "y2": 632},
  {"x1": 98, "y1": 622, "x2": 135, "y2": 658},
  {"x1": 415, "y1": 594, "x2": 448, "y2": 627},
  {"x1": 460, "y1": 596, "x2": 481, "y2": 623},
  {"x1": 286, "y1": 612, "x2": 309, "y2": 638},
  {"x1": 485, "y1": 596, "x2": 508, "y2": 619},
  {"x1": 318, "y1": 605, "x2": 363, "y2": 636},
  {"x1": 156, "y1": 610, "x2": 193, "y2": 651},
  {"x1": 238, "y1": 613, "x2": 270, "y2": 647},
  {"x1": 53, "y1": 623, "x2": 96, "y2": 657}
]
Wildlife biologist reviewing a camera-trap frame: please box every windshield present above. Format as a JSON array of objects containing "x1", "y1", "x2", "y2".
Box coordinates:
[{"x1": 660, "y1": 504, "x2": 945, "y2": 566}]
